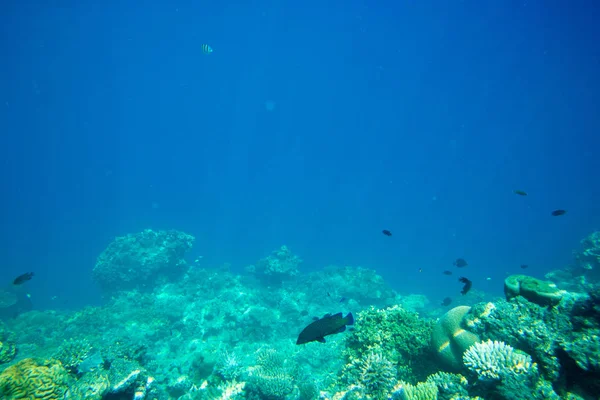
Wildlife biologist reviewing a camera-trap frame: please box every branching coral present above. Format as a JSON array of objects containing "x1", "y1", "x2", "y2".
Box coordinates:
[
  {"x1": 246, "y1": 348, "x2": 296, "y2": 399},
  {"x1": 342, "y1": 351, "x2": 397, "y2": 399},
  {"x1": 463, "y1": 340, "x2": 536, "y2": 381}
]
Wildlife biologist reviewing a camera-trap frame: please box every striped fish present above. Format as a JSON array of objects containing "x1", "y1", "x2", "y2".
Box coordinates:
[{"x1": 201, "y1": 44, "x2": 213, "y2": 54}]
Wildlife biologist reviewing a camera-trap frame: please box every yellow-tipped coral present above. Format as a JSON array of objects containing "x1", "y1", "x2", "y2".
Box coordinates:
[{"x1": 463, "y1": 340, "x2": 537, "y2": 380}]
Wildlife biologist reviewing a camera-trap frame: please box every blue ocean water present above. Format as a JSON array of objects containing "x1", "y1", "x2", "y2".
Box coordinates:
[{"x1": 0, "y1": 0, "x2": 599, "y2": 312}]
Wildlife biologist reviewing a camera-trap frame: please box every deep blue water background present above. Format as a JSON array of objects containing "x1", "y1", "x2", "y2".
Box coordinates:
[{"x1": 0, "y1": 0, "x2": 599, "y2": 309}]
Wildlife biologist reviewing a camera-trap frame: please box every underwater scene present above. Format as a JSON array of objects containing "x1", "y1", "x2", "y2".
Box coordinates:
[{"x1": 1, "y1": 1, "x2": 600, "y2": 400}]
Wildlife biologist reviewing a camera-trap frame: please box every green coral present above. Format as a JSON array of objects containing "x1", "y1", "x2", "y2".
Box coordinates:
[
  {"x1": 393, "y1": 381, "x2": 438, "y2": 400},
  {"x1": 560, "y1": 330, "x2": 600, "y2": 372},
  {"x1": 342, "y1": 351, "x2": 397, "y2": 399},
  {"x1": 425, "y1": 372, "x2": 468, "y2": 400},
  {"x1": 247, "y1": 348, "x2": 296, "y2": 400},
  {"x1": 344, "y1": 305, "x2": 434, "y2": 381},
  {"x1": 504, "y1": 274, "x2": 565, "y2": 307}
]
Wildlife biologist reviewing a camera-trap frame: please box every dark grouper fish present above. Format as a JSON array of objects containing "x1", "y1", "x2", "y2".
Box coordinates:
[{"x1": 296, "y1": 312, "x2": 354, "y2": 344}]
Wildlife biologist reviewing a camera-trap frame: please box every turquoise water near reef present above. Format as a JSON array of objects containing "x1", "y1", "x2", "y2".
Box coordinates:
[{"x1": 0, "y1": 2, "x2": 599, "y2": 399}]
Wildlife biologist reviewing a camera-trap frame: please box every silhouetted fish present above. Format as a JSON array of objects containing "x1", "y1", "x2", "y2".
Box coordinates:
[
  {"x1": 443, "y1": 270, "x2": 453, "y2": 275},
  {"x1": 459, "y1": 277, "x2": 472, "y2": 295},
  {"x1": 297, "y1": 312, "x2": 354, "y2": 344},
  {"x1": 382, "y1": 230, "x2": 392, "y2": 236},
  {"x1": 551, "y1": 209, "x2": 566, "y2": 216},
  {"x1": 513, "y1": 190, "x2": 528, "y2": 196},
  {"x1": 453, "y1": 258, "x2": 468, "y2": 268},
  {"x1": 441, "y1": 297, "x2": 452, "y2": 306},
  {"x1": 520, "y1": 264, "x2": 529, "y2": 269},
  {"x1": 13, "y1": 272, "x2": 34, "y2": 285}
]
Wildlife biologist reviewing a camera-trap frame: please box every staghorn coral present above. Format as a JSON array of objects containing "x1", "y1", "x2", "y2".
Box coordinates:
[
  {"x1": 342, "y1": 351, "x2": 397, "y2": 399},
  {"x1": 463, "y1": 340, "x2": 536, "y2": 381},
  {"x1": 0, "y1": 357, "x2": 71, "y2": 399}
]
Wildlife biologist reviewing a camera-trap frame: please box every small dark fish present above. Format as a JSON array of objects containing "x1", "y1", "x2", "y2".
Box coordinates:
[
  {"x1": 382, "y1": 229, "x2": 392, "y2": 236},
  {"x1": 513, "y1": 190, "x2": 528, "y2": 196},
  {"x1": 453, "y1": 258, "x2": 468, "y2": 268},
  {"x1": 443, "y1": 270, "x2": 453, "y2": 275},
  {"x1": 520, "y1": 264, "x2": 528, "y2": 269},
  {"x1": 441, "y1": 297, "x2": 452, "y2": 306},
  {"x1": 459, "y1": 277, "x2": 472, "y2": 295},
  {"x1": 13, "y1": 272, "x2": 34, "y2": 285},
  {"x1": 419, "y1": 268, "x2": 422, "y2": 273},
  {"x1": 297, "y1": 312, "x2": 354, "y2": 345},
  {"x1": 339, "y1": 297, "x2": 347, "y2": 303},
  {"x1": 551, "y1": 209, "x2": 566, "y2": 216}
]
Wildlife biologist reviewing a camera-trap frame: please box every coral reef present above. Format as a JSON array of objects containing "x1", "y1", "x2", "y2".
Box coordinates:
[
  {"x1": 248, "y1": 245, "x2": 302, "y2": 284},
  {"x1": 342, "y1": 351, "x2": 397, "y2": 399},
  {"x1": 344, "y1": 305, "x2": 435, "y2": 381},
  {"x1": 93, "y1": 229, "x2": 195, "y2": 292}
]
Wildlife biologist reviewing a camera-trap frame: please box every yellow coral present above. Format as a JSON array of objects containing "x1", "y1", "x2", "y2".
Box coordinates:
[{"x1": 0, "y1": 358, "x2": 71, "y2": 399}]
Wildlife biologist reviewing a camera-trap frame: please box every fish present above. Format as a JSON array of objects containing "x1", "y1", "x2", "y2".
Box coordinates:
[
  {"x1": 459, "y1": 277, "x2": 472, "y2": 295},
  {"x1": 520, "y1": 264, "x2": 529, "y2": 269},
  {"x1": 382, "y1": 229, "x2": 392, "y2": 236},
  {"x1": 296, "y1": 312, "x2": 354, "y2": 344},
  {"x1": 339, "y1": 297, "x2": 347, "y2": 303},
  {"x1": 441, "y1": 297, "x2": 452, "y2": 306},
  {"x1": 551, "y1": 209, "x2": 566, "y2": 216},
  {"x1": 13, "y1": 272, "x2": 34, "y2": 285},
  {"x1": 453, "y1": 258, "x2": 468, "y2": 268},
  {"x1": 513, "y1": 190, "x2": 528, "y2": 196},
  {"x1": 443, "y1": 270, "x2": 453, "y2": 275},
  {"x1": 201, "y1": 44, "x2": 213, "y2": 54}
]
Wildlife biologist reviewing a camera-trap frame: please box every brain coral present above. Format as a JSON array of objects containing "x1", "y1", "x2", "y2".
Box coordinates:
[
  {"x1": 431, "y1": 306, "x2": 479, "y2": 372},
  {"x1": 0, "y1": 358, "x2": 71, "y2": 399}
]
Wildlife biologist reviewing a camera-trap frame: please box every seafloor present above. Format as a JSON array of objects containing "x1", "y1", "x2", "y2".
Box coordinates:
[{"x1": 0, "y1": 229, "x2": 599, "y2": 400}]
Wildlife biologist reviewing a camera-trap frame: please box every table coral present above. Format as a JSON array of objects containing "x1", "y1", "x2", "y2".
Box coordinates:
[{"x1": 504, "y1": 274, "x2": 565, "y2": 307}]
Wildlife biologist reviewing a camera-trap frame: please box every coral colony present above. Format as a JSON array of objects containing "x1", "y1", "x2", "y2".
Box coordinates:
[{"x1": 1, "y1": 229, "x2": 600, "y2": 399}]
